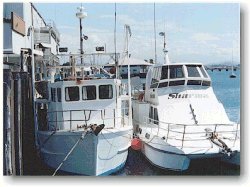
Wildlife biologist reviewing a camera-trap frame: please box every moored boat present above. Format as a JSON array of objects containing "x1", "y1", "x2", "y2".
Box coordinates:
[
  {"x1": 132, "y1": 44, "x2": 240, "y2": 171},
  {"x1": 35, "y1": 56, "x2": 133, "y2": 175}
]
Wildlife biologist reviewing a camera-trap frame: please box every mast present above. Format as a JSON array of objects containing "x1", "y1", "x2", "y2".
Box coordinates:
[
  {"x1": 114, "y1": 3, "x2": 118, "y2": 79},
  {"x1": 159, "y1": 31, "x2": 170, "y2": 64},
  {"x1": 231, "y1": 48, "x2": 234, "y2": 72},
  {"x1": 124, "y1": 24, "x2": 132, "y2": 126},
  {"x1": 153, "y1": 3, "x2": 157, "y2": 64},
  {"x1": 28, "y1": 26, "x2": 39, "y2": 147}
]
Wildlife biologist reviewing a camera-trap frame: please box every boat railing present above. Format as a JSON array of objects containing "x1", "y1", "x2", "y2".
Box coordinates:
[
  {"x1": 45, "y1": 107, "x2": 130, "y2": 131},
  {"x1": 142, "y1": 116, "x2": 240, "y2": 149}
]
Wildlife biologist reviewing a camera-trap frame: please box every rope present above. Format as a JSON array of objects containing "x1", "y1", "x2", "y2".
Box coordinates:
[
  {"x1": 52, "y1": 132, "x2": 86, "y2": 176},
  {"x1": 208, "y1": 132, "x2": 232, "y2": 155},
  {"x1": 38, "y1": 131, "x2": 57, "y2": 152}
]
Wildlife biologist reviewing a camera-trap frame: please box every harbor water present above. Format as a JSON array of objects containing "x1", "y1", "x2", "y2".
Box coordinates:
[{"x1": 23, "y1": 69, "x2": 240, "y2": 176}]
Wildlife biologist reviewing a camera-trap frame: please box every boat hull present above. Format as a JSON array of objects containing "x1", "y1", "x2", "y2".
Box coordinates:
[
  {"x1": 37, "y1": 127, "x2": 132, "y2": 176},
  {"x1": 140, "y1": 136, "x2": 240, "y2": 171},
  {"x1": 220, "y1": 151, "x2": 240, "y2": 166},
  {"x1": 141, "y1": 142, "x2": 190, "y2": 171}
]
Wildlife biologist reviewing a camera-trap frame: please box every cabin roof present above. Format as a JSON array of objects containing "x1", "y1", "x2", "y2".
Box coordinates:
[
  {"x1": 153, "y1": 62, "x2": 203, "y2": 68},
  {"x1": 49, "y1": 78, "x2": 119, "y2": 87}
]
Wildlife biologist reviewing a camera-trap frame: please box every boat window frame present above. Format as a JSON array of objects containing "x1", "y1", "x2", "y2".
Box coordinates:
[
  {"x1": 65, "y1": 86, "x2": 80, "y2": 102},
  {"x1": 99, "y1": 84, "x2": 113, "y2": 100},
  {"x1": 202, "y1": 80, "x2": 211, "y2": 86},
  {"x1": 149, "y1": 106, "x2": 159, "y2": 125},
  {"x1": 150, "y1": 83, "x2": 159, "y2": 89},
  {"x1": 186, "y1": 65, "x2": 201, "y2": 78},
  {"x1": 169, "y1": 65, "x2": 184, "y2": 79},
  {"x1": 149, "y1": 106, "x2": 153, "y2": 123},
  {"x1": 57, "y1": 88, "x2": 61, "y2": 102},
  {"x1": 198, "y1": 65, "x2": 209, "y2": 78},
  {"x1": 154, "y1": 107, "x2": 159, "y2": 125},
  {"x1": 158, "y1": 82, "x2": 169, "y2": 88},
  {"x1": 161, "y1": 65, "x2": 169, "y2": 80},
  {"x1": 151, "y1": 67, "x2": 161, "y2": 85},
  {"x1": 82, "y1": 85, "x2": 97, "y2": 101},
  {"x1": 187, "y1": 80, "x2": 202, "y2": 85},
  {"x1": 169, "y1": 80, "x2": 185, "y2": 86},
  {"x1": 51, "y1": 87, "x2": 56, "y2": 102}
]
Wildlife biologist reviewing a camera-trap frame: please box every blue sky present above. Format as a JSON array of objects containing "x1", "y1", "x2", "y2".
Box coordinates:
[{"x1": 34, "y1": 3, "x2": 240, "y2": 64}]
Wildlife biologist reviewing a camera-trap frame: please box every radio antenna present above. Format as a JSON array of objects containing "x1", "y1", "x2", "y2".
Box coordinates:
[
  {"x1": 114, "y1": 3, "x2": 118, "y2": 79},
  {"x1": 154, "y1": 3, "x2": 157, "y2": 64}
]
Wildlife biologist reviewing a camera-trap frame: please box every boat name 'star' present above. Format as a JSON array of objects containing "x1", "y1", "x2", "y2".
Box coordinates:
[{"x1": 168, "y1": 93, "x2": 209, "y2": 99}]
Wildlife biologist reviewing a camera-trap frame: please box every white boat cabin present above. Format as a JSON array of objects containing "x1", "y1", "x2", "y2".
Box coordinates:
[
  {"x1": 133, "y1": 63, "x2": 232, "y2": 126},
  {"x1": 37, "y1": 78, "x2": 130, "y2": 131}
]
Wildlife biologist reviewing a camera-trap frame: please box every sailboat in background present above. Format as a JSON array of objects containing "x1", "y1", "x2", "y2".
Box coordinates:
[
  {"x1": 230, "y1": 48, "x2": 236, "y2": 78},
  {"x1": 230, "y1": 66, "x2": 236, "y2": 78}
]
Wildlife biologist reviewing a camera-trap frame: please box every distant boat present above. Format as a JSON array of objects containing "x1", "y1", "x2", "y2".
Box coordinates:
[
  {"x1": 230, "y1": 48, "x2": 236, "y2": 78},
  {"x1": 230, "y1": 66, "x2": 236, "y2": 78},
  {"x1": 230, "y1": 74, "x2": 236, "y2": 78}
]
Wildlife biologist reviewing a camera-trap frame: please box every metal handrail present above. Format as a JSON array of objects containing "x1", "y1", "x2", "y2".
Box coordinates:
[
  {"x1": 47, "y1": 108, "x2": 130, "y2": 131},
  {"x1": 143, "y1": 116, "x2": 239, "y2": 127},
  {"x1": 142, "y1": 116, "x2": 240, "y2": 149}
]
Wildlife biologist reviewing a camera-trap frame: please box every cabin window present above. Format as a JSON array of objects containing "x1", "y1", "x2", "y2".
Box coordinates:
[
  {"x1": 199, "y1": 66, "x2": 208, "y2": 78},
  {"x1": 51, "y1": 88, "x2": 56, "y2": 102},
  {"x1": 99, "y1": 85, "x2": 113, "y2": 99},
  {"x1": 169, "y1": 65, "x2": 184, "y2": 79},
  {"x1": 161, "y1": 66, "x2": 169, "y2": 79},
  {"x1": 57, "y1": 88, "x2": 61, "y2": 102},
  {"x1": 150, "y1": 83, "x2": 158, "y2": 88},
  {"x1": 187, "y1": 65, "x2": 200, "y2": 77},
  {"x1": 154, "y1": 108, "x2": 159, "y2": 125},
  {"x1": 76, "y1": 72, "x2": 81, "y2": 77},
  {"x1": 158, "y1": 82, "x2": 169, "y2": 88},
  {"x1": 187, "y1": 80, "x2": 202, "y2": 85},
  {"x1": 149, "y1": 106, "x2": 159, "y2": 125},
  {"x1": 169, "y1": 80, "x2": 185, "y2": 86},
  {"x1": 151, "y1": 67, "x2": 161, "y2": 85},
  {"x1": 65, "y1": 86, "x2": 79, "y2": 101},
  {"x1": 82, "y1": 85, "x2": 96, "y2": 100},
  {"x1": 202, "y1": 81, "x2": 211, "y2": 86},
  {"x1": 149, "y1": 106, "x2": 153, "y2": 123},
  {"x1": 151, "y1": 78, "x2": 158, "y2": 85}
]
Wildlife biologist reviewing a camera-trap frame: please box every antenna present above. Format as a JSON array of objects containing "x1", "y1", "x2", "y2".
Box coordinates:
[
  {"x1": 232, "y1": 48, "x2": 234, "y2": 64},
  {"x1": 114, "y1": 3, "x2": 118, "y2": 79},
  {"x1": 154, "y1": 3, "x2": 157, "y2": 64},
  {"x1": 124, "y1": 24, "x2": 132, "y2": 57},
  {"x1": 54, "y1": 4, "x2": 57, "y2": 24}
]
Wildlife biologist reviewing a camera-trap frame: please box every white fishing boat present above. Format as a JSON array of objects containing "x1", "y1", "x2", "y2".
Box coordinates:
[
  {"x1": 35, "y1": 54, "x2": 133, "y2": 176},
  {"x1": 132, "y1": 43, "x2": 240, "y2": 171}
]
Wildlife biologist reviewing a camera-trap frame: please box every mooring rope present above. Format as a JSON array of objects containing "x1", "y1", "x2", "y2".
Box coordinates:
[
  {"x1": 38, "y1": 131, "x2": 57, "y2": 153},
  {"x1": 52, "y1": 132, "x2": 86, "y2": 176},
  {"x1": 207, "y1": 132, "x2": 232, "y2": 155}
]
